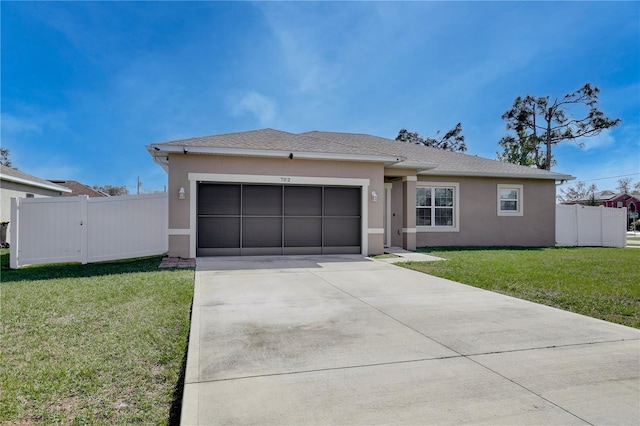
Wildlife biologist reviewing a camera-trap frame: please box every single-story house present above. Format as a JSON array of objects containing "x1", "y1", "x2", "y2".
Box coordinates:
[
  {"x1": 0, "y1": 164, "x2": 72, "y2": 243},
  {"x1": 49, "y1": 180, "x2": 108, "y2": 197},
  {"x1": 147, "y1": 129, "x2": 575, "y2": 258}
]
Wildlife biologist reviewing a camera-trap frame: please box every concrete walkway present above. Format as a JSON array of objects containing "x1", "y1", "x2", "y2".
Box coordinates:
[
  {"x1": 182, "y1": 255, "x2": 640, "y2": 425},
  {"x1": 379, "y1": 246, "x2": 445, "y2": 263}
]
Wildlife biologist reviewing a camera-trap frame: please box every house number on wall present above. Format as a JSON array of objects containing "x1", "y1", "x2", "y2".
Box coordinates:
[{"x1": 280, "y1": 177, "x2": 291, "y2": 183}]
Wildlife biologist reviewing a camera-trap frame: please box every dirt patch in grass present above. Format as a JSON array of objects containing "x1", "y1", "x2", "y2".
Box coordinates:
[{"x1": 369, "y1": 253, "x2": 400, "y2": 259}]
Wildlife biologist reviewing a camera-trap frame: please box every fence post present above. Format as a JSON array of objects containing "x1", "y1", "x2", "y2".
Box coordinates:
[
  {"x1": 622, "y1": 207, "x2": 628, "y2": 248},
  {"x1": 574, "y1": 204, "x2": 580, "y2": 246},
  {"x1": 80, "y1": 196, "x2": 89, "y2": 264},
  {"x1": 600, "y1": 205, "x2": 605, "y2": 247},
  {"x1": 10, "y1": 198, "x2": 18, "y2": 269}
]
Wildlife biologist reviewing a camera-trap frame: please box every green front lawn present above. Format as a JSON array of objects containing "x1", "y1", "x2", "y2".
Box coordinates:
[
  {"x1": 0, "y1": 251, "x2": 194, "y2": 425},
  {"x1": 403, "y1": 247, "x2": 640, "y2": 329}
]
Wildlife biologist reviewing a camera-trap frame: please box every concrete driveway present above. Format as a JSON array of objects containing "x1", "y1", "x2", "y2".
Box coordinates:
[{"x1": 181, "y1": 255, "x2": 640, "y2": 425}]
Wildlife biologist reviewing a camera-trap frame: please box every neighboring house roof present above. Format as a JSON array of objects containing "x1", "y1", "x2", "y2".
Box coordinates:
[
  {"x1": 575, "y1": 190, "x2": 632, "y2": 202},
  {"x1": 566, "y1": 191, "x2": 640, "y2": 205},
  {"x1": 147, "y1": 128, "x2": 575, "y2": 181},
  {"x1": 0, "y1": 164, "x2": 72, "y2": 193},
  {"x1": 49, "y1": 180, "x2": 108, "y2": 197}
]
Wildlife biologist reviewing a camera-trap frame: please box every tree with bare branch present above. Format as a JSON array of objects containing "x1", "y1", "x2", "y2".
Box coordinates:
[
  {"x1": 396, "y1": 123, "x2": 467, "y2": 152},
  {"x1": 557, "y1": 181, "x2": 598, "y2": 203},
  {"x1": 616, "y1": 177, "x2": 633, "y2": 194},
  {"x1": 498, "y1": 83, "x2": 621, "y2": 170},
  {"x1": 1, "y1": 147, "x2": 12, "y2": 168}
]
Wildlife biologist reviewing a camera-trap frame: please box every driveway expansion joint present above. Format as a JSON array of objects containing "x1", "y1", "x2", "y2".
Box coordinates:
[
  {"x1": 192, "y1": 354, "x2": 465, "y2": 384},
  {"x1": 464, "y1": 337, "x2": 640, "y2": 357},
  {"x1": 467, "y1": 355, "x2": 595, "y2": 426}
]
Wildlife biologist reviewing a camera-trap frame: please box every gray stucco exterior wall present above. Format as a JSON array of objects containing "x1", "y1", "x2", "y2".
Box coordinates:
[{"x1": 414, "y1": 176, "x2": 556, "y2": 247}]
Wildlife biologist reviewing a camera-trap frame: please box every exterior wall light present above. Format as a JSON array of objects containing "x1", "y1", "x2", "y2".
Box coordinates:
[
  {"x1": 178, "y1": 187, "x2": 186, "y2": 200},
  {"x1": 371, "y1": 191, "x2": 378, "y2": 202}
]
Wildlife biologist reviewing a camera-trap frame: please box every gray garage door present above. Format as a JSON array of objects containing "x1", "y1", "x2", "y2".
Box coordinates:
[{"x1": 197, "y1": 183, "x2": 361, "y2": 256}]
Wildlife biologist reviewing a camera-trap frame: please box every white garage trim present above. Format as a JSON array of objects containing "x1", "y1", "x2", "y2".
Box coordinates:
[
  {"x1": 189, "y1": 173, "x2": 369, "y2": 187},
  {"x1": 169, "y1": 228, "x2": 191, "y2": 235},
  {"x1": 187, "y1": 173, "x2": 371, "y2": 258},
  {"x1": 190, "y1": 179, "x2": 197, "y2": 258}
]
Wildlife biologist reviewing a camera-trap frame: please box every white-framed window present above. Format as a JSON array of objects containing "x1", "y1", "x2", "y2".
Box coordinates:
[
  {"x1": 497, "y1": 184, "x2": 523, "y2": 216},
  {"x1": 416, "y1": 182, "x2": 459, "y2": 232}
]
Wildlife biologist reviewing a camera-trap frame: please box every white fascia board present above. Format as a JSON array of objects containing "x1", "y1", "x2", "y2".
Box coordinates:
[
  {"x1": 0, "y1": 173, "x2": 73, "y2": 193},
  {"x1": 417, "y1": 169, "x2": 576, "y2": 182},
  {"x1": 148, "y1": 144, "x2": 404, "y2": 164},
  {"x1": 385, "y1": 161, "x2": 439, "y2": 171},
  {"x1": 145, "y1": 145, "x2": 169, "y2": 172}
]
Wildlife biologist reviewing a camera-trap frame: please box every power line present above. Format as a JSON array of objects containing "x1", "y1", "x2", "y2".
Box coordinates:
[{"x1": 579, "y1": 172, "x2": 640, "y2": 183}]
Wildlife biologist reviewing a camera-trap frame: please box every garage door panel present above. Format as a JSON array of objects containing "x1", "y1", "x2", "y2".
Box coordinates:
[
  {"x1": 198, "y1": 184, "x2": 240, "y2": 215},
  {"x1": 284, "y1": 186, "x2": 322, "y2": 216},
  {"x1": 243, "y1": 185, "x2": 282, "y2": 216},
  {"x1": 198, "y1": 217, "x2": 240, "y2": 248},
  {"x1": 324, "y1": 217, "x2": 361, "y2": 247},
  {"x1": 324, "y1": 187, "x2": 361, "y2": 216},
  {"x1": 242, "y1": 217, "x2": 282, "y2": 248},
  {"x1": 284, "y1": 217, "x2": 322, "y2": 247}
]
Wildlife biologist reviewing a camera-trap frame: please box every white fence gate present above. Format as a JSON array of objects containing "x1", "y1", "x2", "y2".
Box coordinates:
[
  {"x1": 556, "y1": 204, "x2": 627, "y2": 248},
  {"x1": 10, "y1": 193, "x2": 168, "y2": 268}
]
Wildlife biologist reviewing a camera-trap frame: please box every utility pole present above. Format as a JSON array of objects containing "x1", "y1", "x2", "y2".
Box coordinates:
[{"x1": 137, "y1": 176, "x2": 142, "y2": 194}]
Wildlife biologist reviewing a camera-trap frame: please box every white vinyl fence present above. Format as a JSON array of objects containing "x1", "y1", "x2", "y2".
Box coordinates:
[
  {"x1": 556, "y1": 204, "x2": 627, "y2": 248},
  {"x1": 10, "y1": 193, "x2": 168, "y2": 268}
]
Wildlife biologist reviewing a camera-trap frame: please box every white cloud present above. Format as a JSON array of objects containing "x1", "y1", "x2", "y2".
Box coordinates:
[
  {"x1": 229, "y1": 91, "x2": 277, "y2": 125},
  {"x1": 1, "y1": 113, "x2": 42, "y2": 134},
  {"x1": 579, "y1": 128, "x2": 615, "y2": 151}
]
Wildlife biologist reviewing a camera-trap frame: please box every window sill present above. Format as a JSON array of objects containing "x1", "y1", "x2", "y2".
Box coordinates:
[{"x1": 417, "y1": 226, "x2": 460, "y2": 233}]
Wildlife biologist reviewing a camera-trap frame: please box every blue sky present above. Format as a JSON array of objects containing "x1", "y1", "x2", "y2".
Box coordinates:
[{"x1": 2, "y1": 1, "x2": 639, "y2": 194}]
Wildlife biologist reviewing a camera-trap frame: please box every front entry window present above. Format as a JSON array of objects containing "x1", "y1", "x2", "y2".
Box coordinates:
[{"x1": 416, "y1": 184, "x2": 458, "y2": 230}]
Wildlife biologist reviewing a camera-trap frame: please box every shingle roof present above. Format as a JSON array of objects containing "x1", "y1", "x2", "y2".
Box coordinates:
[
  {"x1": 575, "y1": 190, "x2": 637, "y2": 202},
  {"x1": 154, "y1": 128, "x2": 397, "y2": 158},
  {"x1": 0, "y1": 164, "x2": 72, "y2": 193},
  {"x1": 149, "y1": 128, "x2": 574, "y2": 181},
  {"x1": 303, "y1": 131, "x2": 573, "y2": 180},
  {"x1": 49, "y1": 180, "x2": 108, "y2": 197}
]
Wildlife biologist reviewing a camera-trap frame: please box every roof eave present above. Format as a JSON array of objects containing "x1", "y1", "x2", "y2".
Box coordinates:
[
  {"x1": 417, "y1": 169, "x2": 576, "y2": 182},
  {"x1": 385, "y1": 161, "x2": 439, "y2": 172},
  {"x1": 0, "y1": 173, "x2": 73, "y2": 193},
  {"x1": 147, "y1": 144, "x2": 405, "y2": 165},
  {"x1": 146, "y1": 145, "x2": 170, "y2": 172}
]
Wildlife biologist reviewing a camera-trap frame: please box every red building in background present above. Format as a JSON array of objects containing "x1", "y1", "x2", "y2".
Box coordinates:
[{"x1": 564, "y1": 190, "x2": 639, "y2": 228}]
